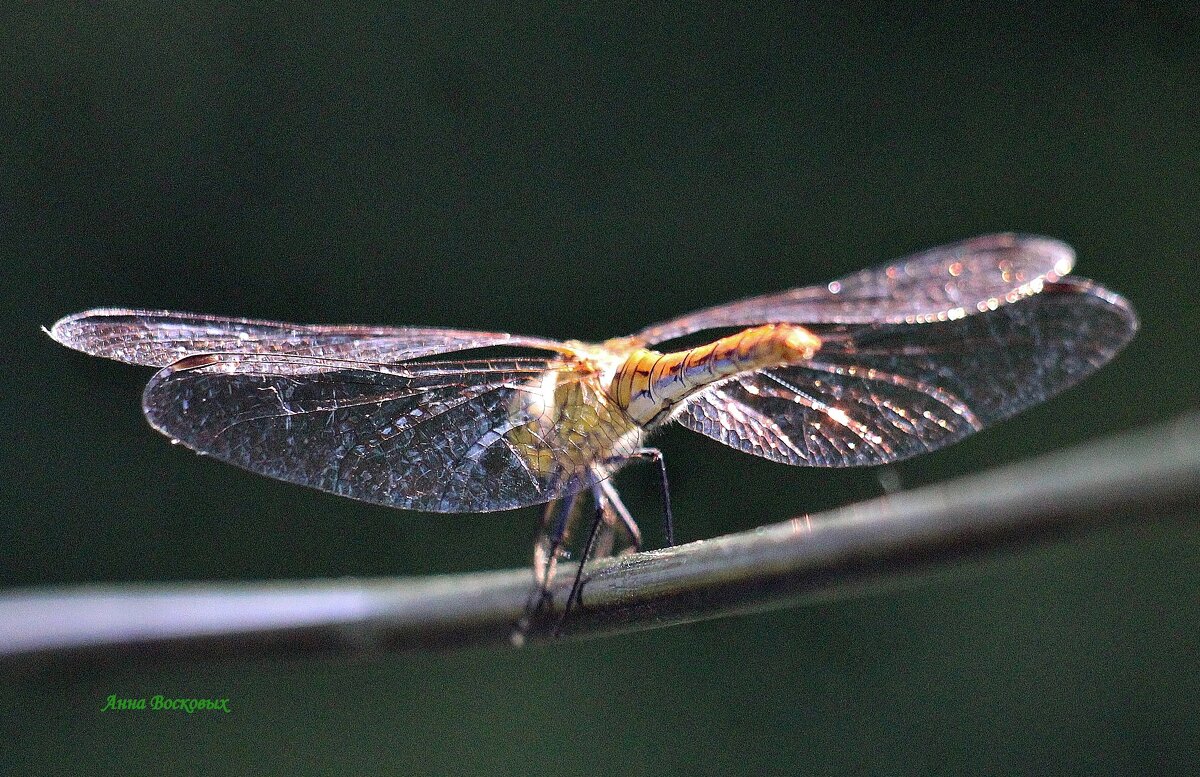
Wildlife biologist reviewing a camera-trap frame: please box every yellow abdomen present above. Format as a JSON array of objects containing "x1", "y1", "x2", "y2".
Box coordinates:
[{"x1": 612, "y1": 323, "x2": 822, "y2": 426}]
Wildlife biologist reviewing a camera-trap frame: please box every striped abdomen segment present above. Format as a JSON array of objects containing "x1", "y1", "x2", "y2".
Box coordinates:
[{"x1": 613, "y1": 323, "x2": 822, "y2": 427}]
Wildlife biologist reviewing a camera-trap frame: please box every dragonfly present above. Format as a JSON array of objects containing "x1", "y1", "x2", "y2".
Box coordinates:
[{"x1": 48, "y1": 233, "x2": 1138, "y2": 640}]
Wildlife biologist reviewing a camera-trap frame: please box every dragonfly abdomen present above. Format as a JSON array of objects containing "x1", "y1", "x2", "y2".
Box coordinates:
[{"x1": 614, "y1": 323, "x2": 822, "y2": 426}]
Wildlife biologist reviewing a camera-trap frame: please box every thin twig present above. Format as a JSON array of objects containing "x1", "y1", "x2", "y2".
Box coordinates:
[{"x1": 2, "y1": 412, "x2": 1196, "y2": 671}]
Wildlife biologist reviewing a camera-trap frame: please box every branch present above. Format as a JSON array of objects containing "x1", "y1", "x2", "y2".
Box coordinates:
[{"x1": 3, "y1": 412, "x2": 1197, "y2": 671}]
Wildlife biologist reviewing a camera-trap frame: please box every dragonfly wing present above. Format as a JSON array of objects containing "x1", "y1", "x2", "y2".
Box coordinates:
[
  {"x1": 49, "y1": 309, "x2": 566, "y2": 367},
  {"x1": 141, "y1": 354, "x2": 626, "y2": 512},
  {"x1": 676, "y1": 278, "x2": 1137, "y2": 466},
  {"x1": 637, "y1": 233, "x2": 1075, "y2": 344}
]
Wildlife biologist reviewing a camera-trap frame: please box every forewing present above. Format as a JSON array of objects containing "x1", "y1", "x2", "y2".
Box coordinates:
[
  {"x1": 637, "y1": 234, "x2": 1075, "y2": 344},
  {"x1": 142, "y1": 354, "x2": 622, "y2": 512},
  {"x1": 677, "y1": 278, "x2": 1137, "y2": 466},
  {"x1": 49, "y1": 308, "x2": 565, "y2": 367}
]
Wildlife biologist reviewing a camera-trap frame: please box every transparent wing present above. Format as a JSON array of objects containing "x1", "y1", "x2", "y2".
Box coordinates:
[
  {"x1": 141, "y1": 354, "x2": 635, "y2": 513},
  {"x1": 636, "y1": 234, "x2": 1075, "y2": 344},
  {"x1": 676, "y1": 278, "x2": 1137, "y2": 466},
  {"x1": 48, "y1": 308, "x2": 567, "y2": 367}
]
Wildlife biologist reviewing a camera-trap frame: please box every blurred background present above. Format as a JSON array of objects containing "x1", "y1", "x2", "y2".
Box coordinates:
[{"x1": 2, "y1": 3, "x2": 1197, "y2": 774}]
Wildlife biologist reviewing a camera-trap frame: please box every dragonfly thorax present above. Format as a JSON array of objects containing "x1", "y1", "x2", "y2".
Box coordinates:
[
  {"x1": 503, "y1": 355, "x2": 644, "y2": 480},
  {"x1": 613, "y1": 323, "x2": 822, "y2": 427}
]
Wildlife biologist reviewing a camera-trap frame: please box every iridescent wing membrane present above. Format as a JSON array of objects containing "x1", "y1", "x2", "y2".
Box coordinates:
[
  {"x1": 49, "y1": 311, "x2": 634, "y2": 512},
  {"x1": 675, "y1": 278, "x2": 1135, "y2": 465},
  {"x1": 49, "y1": 308, "x2": 567, "y2": 367},
  {"x1": 639, "y1": 234, "x2": 1137, "y2": 466},
  {"x1": 142, "y1": 354, "x2": 637, "y2": 512},
  {"x1": 636, "y1": 233, "x2": 1078, "y2": 341},
  {"x1": 49, "y1": 234, "x2": 1137, "y2": 513}
]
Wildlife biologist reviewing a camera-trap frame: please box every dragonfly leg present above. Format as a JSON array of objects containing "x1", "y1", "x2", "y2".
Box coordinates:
[
  {"x1": 597, "y1": 478, "x2": 642, "y2": 553},
  {"x1": 512, "y1": 491, "x2": 581, "y2": 646},
  {"x1": 591, "y1": 503, "x2": 617, "y2": 559},
  {"x1": 553, "y1": 488, "x2": 607, "y2": 638},
  {"x1": 630, "y1": 447, "x2": 675, "y2": 547}
]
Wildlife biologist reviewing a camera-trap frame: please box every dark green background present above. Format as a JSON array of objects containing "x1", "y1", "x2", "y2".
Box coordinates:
[{"x1": 3, "y1": 3, "x2": 1197, "y2": 774}]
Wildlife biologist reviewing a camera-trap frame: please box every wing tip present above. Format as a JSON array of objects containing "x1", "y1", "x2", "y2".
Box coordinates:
[
  {"x1": 45, "y1": 309, "x2": 94, "y2": 351},
  {"x1": 1045, "y1": 276, "x2": 1140, "y2": 344},
  {"x1": 46, "y1": 308, "x2": 147, "y2": 354},
  {"x1": 966, "y1": 232, "x2": 1076, "y2": 278}
]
